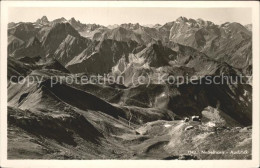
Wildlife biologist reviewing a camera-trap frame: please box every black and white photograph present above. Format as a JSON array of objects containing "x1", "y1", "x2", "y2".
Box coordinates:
[{"x1": 0, "y1": 1, "x2": 259, "y2": 168}]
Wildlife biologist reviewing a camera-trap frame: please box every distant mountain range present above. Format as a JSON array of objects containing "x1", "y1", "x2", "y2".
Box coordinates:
[{"x1": 8, "y1": 16, "x2": 252, "y2": 75}]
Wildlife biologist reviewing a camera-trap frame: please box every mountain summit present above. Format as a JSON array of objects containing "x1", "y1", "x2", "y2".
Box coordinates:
[{"x1": 36, "y1": 16, "x2": 49, "y2": 25}]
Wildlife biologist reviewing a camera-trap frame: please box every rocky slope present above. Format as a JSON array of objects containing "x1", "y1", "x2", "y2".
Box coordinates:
[{"x1": 65, "y1": 39, "x2": 139, "y2": 74}]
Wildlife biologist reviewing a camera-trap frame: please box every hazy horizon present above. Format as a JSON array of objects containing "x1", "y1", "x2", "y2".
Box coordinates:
[{"x1": 8, "y1": 8, "x2": 251, "y2": 26}]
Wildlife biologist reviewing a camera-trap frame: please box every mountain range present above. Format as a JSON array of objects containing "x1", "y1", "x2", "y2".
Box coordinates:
[{"x1": 7, "y1": 16, "x2": 252, "y2": 159}]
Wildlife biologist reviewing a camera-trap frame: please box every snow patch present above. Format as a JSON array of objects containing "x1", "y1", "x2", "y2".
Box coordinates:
[
  {"x1": 164, "y1": 124, "x2": 171, "y2": 128},
  {"x1": 206, "y1": 122, "x2": 216, "y2": 127}
]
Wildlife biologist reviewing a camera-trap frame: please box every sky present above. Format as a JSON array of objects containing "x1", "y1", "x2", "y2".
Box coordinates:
[{"x1": 8, "y1": 8, "x2": 252, "y2": 26}]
